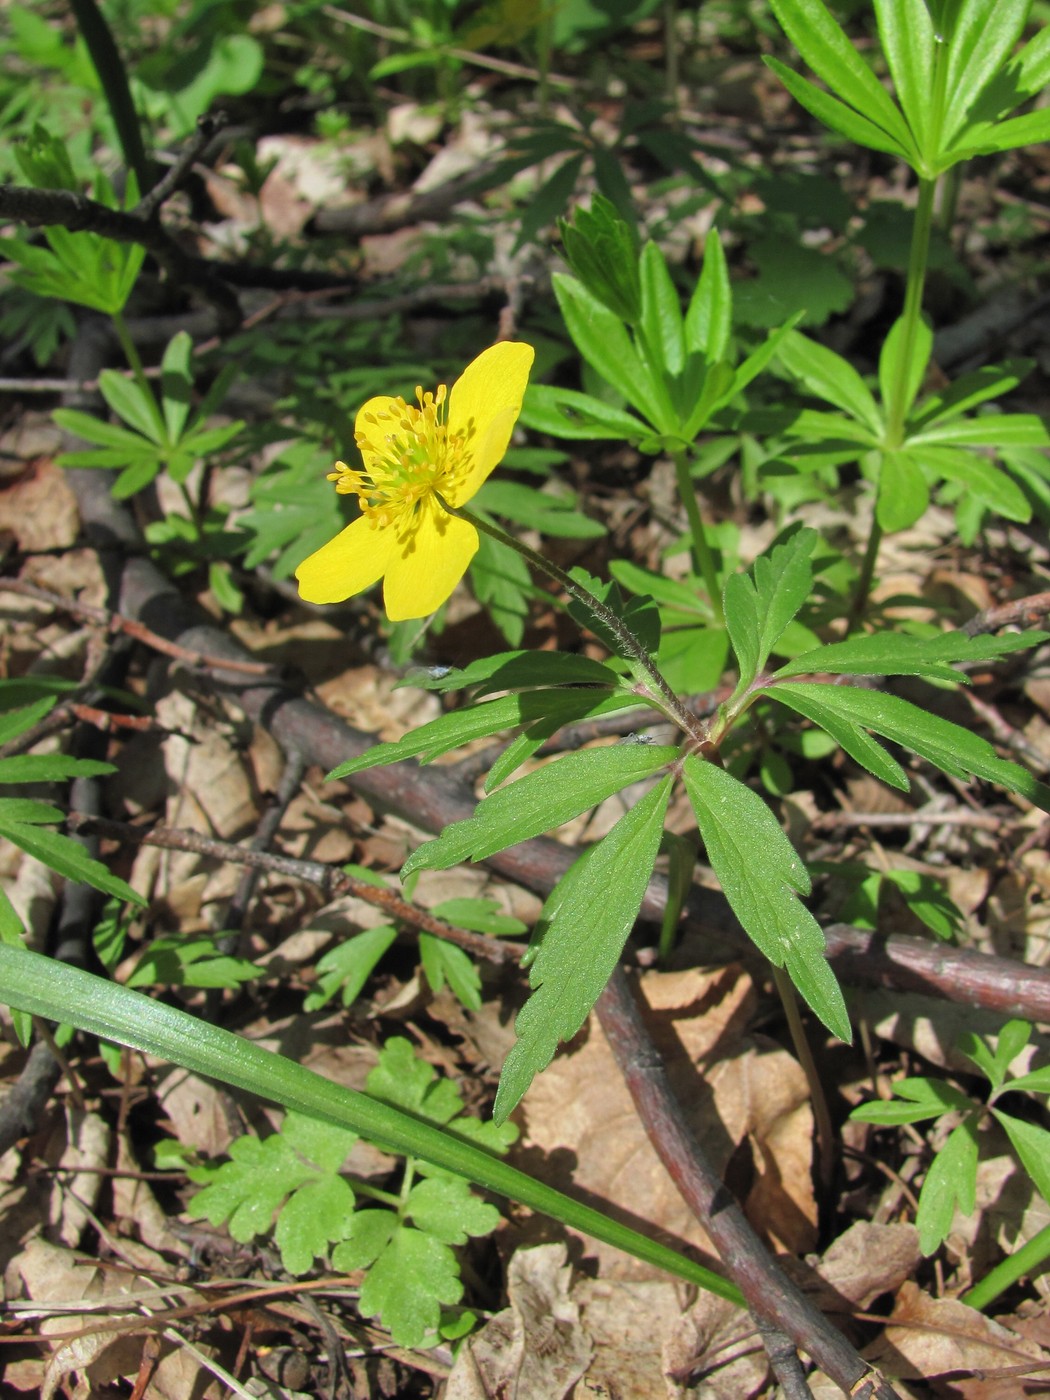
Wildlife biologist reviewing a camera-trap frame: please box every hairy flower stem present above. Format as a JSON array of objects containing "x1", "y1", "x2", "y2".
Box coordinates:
[
  {"x1": 671, "y1": 449, "x2": 724, "y2": 625},
  {"x1": 443, "y1": 501, "x2": 708, "y2": 747}
]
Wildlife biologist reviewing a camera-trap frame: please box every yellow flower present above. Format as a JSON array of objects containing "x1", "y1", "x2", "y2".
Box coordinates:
[{"x1": 295, "y1": 342, "x2": 535, "y2": 621}]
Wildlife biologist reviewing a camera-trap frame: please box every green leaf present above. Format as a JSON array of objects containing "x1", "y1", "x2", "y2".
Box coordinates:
[
  {"x1": 419, "y1": 933, "x2": 482, "y2": 1011},
  {"x1": 877, "y1": 450, "x2": 929, "y2": 531},
  {"x1": 274, "y1": 1173, "x2": 356, "y2": 1274},
  {"x1": 916, "y1": 1118, "x2": 979, "y2": 1255},
  {"x1": 911, "y1": 361, "x2": 1032, "y2": 428},
  {"x1": 767, "y1": 685, "x2": 908, "y2": 789},
  {"x1": 723, "y1": 527, "x2": 816, "y2": 688},
  {"x1": 552, "y1": 274, "x2": 670, "y2": 431},
  {"x1": 0, "y1": 697, "x2": 58, "y2": 744},
  {"x1": 191, "y1": 1132, "x2": 316, "y2": 1241},
  {"x1": 1003, "y1": 1066, "x2": 1050, "y2": 1097},
  {"x1": 950, "y1": 108, "x2": 1050, "y2": 160},
  {"x1": 127, "y1": 935, "x2": 259, "y2": 990},
  {"x1": 327, "y1": 689, "x2": 646, "y2": 780},
  {"x1": 851, "y1": 1076, "x2": 974, "y2": 1125},
  {"x1": 367, "y1": 1036, "x2": 463, "y2": 1125},
  {"x1": 915, "y1": 445, "x2": 1032, "y2": 521},
  {"x1": 406, "y1": 1174, "x2": 500, "y2": 1244},
  {"x1": 494, "y1": 776, "x2": 672, "y2": 1121},
  {"x1": 98, "y1": 369, "x2": 165, "y2": 444},
  {"x1": 475, "y1": 480, "x2": 605, "y2": 539},
  {"x1": 639, "y1": 241, "x2": 685, "y2": 377},
  {"x1": 469, "y1": 526, "x2": 531, "y2": 646},
  {"x1": 51, "y1": 407, "x2": 152, "y2": 451},
  {"x1": 879, "y1": 314, "x2": 933, "y2": 422},
  {"x1": 347, "y1": 1223, "x2": 463, "y2": 1347},
  {"x1": 0, "y1": 945, "x2": 742, "y2": 1307},
  {"x1": 413, "y1": 649, "x2": 619, "y2": 697},
  {"x1": 941, "y1": 0, "x2": 1029, "y2": 146},
  {"x1": 766, "y1": 0, "x2": 915, "y2": 152},
  {"x1": 303, "y1": 926, "x2": 398, "y2": 1011},
  {"x1": 430, "y1": 897, "x2": 526, "y2": 938},
  {"x1": 0, "y1": 755, "x2": 113, "y2": 784},
  {"x1": 763, "y1": 58, "x2": 912, "y2": 161},
  {"x1": 520, "y1": 384, "x2": 646, "y2": 441},
  {"x1": 681, "y1": 755, "x2": 850, "y2": 1039},
  {"x1": 993, "y1": 1111, "x2": 1050, "y2": 1206},
  {"x1": 910, "y1": 414, "x2": 1050, "y2": 448},
  {"x1": 161, "y1": 331, "x2": 194, "y2": 443},
  {"x1": 401, "y1": 744, "x2": 677, "y2": 875},
  {"x1": 559, "y1": 192, "x2": 642, "y2": 324},
  {"x1": 776, "y1": 330, "x2": 882, "y2": 432},
  {"x1": 874, "y1": 0, "x2": 936, "y2": 156},
  {"x1": 773, "y1": 627, "x2": 1046, "y2": 683},
  {"x1": 884, "y1": 869, "x2": 963, "y2": 940},
  {"x1": 767, "y1": 682, "x2": 1050, "y2": 811},
  {"x1": 684, "y1": 228, "x2": 730, "y2": 361},
  {"x1": 959, "y1": 1018, "x2": 1031, "y2": 1089},
  {"x1": 0, "y1": 804, "x2": 146, "y2": 906}
]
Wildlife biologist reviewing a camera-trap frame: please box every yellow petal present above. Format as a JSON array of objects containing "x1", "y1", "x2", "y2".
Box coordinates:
[
  {"x1": 383, "y1": 497, "x2": 479, "y2": 620},
  {"x1": 446, "y1": 342, "x2": 534, "y2": 503},
  {"x1": 354, "y1": 395, "x2": 407, "y2": 467},
  {"x1": 295, "y1": 514, "x2": 395, "y2": 604}
]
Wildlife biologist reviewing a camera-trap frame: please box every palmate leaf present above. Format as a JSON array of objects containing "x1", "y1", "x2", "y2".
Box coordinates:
[
  {"x1": 767, "y1": 0, "x2": 915, "y2": 152},
  {"x1": 765, "y1": 682, "x2": 1050, "y2": 812},
  {"x1": 682, "y1": 756, "x2": 850, "y2": 1040},
  {"x1": 494, "y1": 776, "x2": 672, "y2": 1122},
  {"x1": 402, "y1": 744, "x2": 677, "y2": 875}
]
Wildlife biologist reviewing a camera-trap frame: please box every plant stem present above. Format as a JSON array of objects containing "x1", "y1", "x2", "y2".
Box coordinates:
[
  {"x1": 962, "y1": 1221, "x2": 1050, "y2": 1313},
  {"x1": 671, "y1": 449, "x2": 724, "y2": 625},
  {"x1": 850, "y1": 175, "x2": 938, "y2": 629},
  {"x1": 442, "y1": 500, "x2": 708, "y2": 747},
  {"x1": 771, "y1": 967, "x2": 835, "y2": 1192},
  {"x1": 884, "y1": 178, "x2": 937, "y2": 446},
  {"x1": 111, "y1": 311, "x2": 167, "y2": 442}
]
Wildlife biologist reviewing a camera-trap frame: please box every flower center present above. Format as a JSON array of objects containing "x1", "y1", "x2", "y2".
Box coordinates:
[{"x1": 328, "y1": 384, "x2": 474, "y2": 530}]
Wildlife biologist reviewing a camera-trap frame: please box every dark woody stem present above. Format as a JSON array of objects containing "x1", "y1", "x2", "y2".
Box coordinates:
[{"x1": 440, "y1": 498, "x2": 708, "y2": 747}]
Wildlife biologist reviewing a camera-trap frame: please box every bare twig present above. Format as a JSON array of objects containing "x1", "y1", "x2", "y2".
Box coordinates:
[
  {"x1": 133, "y1": 113, "x2": 229, "y2": 222},
  {"x1": 66, "y1": 813, "x2": 523, "y2": 966},
  {"x1": 0, "y1": 578, "x2": 279, "y2": 678},
  {"x1": 962, "y1": 589, "x2": 1050, "y2": 637},
  {"x1": 810, "y1": 807, "x2": 1011, "y2": 832}
]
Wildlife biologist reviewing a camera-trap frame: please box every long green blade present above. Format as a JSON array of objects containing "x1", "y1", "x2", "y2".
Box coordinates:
[{"x1": 0, "y1": 946, "x2": 742, "y2": 1307}]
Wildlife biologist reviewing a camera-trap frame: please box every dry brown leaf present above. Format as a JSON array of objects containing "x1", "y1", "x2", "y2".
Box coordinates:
[
  {"x1": 45, "y1": 1107, "x2": 110, "y2": 1248},
  {"x1": 664, "y1": 1291, "x2": 769, "y2": 1399},
  {"x1": 517, "y1": 965, "x2": 816, "y2": 1278},
  {"x1": 802, "y1": 1221, "x2": 922, "y2": 1312},
  {"x1": 0, "y1": 461, "x2": 79, "y2": 552},
  {"x1": 445, "y1": 1243, "x2": 590, "y2": 1400},
  {"x1": 866, "y1": 1280, "x2": 1050, "y2": 1381}
]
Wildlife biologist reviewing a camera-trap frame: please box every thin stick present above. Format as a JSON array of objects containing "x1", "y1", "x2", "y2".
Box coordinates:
[{"x1": 66, "y1": 813, "x2": 522, "y2": 967}]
